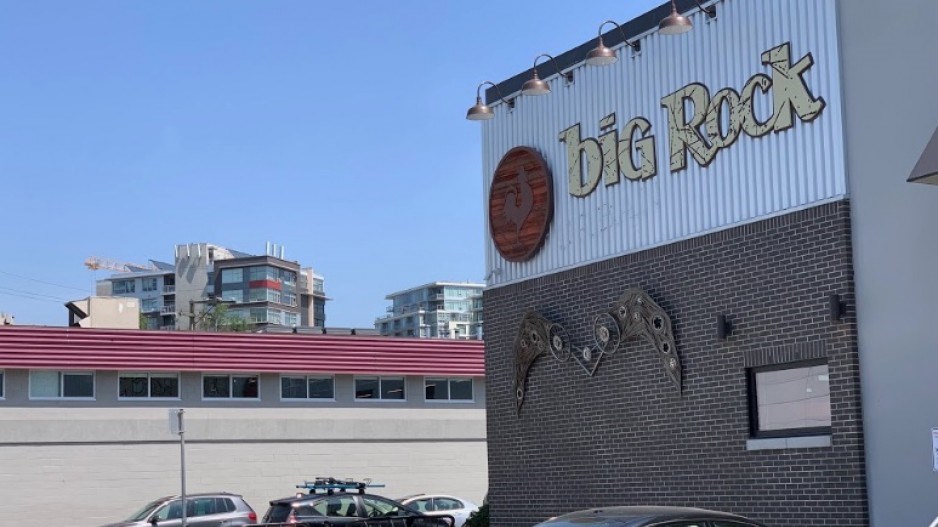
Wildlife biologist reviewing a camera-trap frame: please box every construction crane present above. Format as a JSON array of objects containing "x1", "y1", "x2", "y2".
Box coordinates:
[{"x1": 84, "y1": 256, "x2": 157, "y2": 273}]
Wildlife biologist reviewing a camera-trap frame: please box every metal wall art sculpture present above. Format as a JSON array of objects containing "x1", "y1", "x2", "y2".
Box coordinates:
[
  {"x1": 512, "y1": 288, "x2": 680, "y2": 413},
  {"x1": 513, "y1": 310, "x2": 571, "y2": 412}
]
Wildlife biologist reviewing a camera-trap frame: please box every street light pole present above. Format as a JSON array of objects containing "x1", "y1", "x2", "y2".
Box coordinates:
[
  {"x1": 171, "y1": 408, "x2": 188, "y2": 527},
  {"x1": 181, "y1": 409, "x2": 187, "y2": 527}
]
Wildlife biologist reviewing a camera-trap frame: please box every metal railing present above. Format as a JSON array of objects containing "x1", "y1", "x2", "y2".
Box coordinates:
[
  {"x1": 162, "y1": 285, "x2": 175, "y2": 293},
  {"x1": 161, "y1": 305, "x2": 176, "y2": 314}
]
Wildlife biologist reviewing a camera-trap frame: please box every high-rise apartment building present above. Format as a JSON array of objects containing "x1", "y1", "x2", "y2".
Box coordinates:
[
  {"x1": 376, "y1": 282, "x2": 484, "y2": 339},
  {"x1": 96, "y1": 242, "x2": 327, "y2": 330}
]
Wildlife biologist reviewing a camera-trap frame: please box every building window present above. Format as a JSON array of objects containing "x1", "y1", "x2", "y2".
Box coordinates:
[
  {"x1": 748, "y1": 360, "x2": 831, "y2": 438},
  {"x1": 112, "y1": 279, "x2": 135, "y2": 294},
  {"x1": 119, "y1": 373, "x2": 180, "y2": 399},
  {"x1": 221, "y1": 268, "x2": 244, "y2": 284},
  {"x1": 142, "y1": 278, "x2": 158, "y2": 292},
  {"x1": 281, "y1": 375, "x2": 335, "y2": 400},
  {"x1": 282, "y1": 292, "x2": 297, "y2": 306},
  {"x1": 29, "y1": 371, "x2": 94, "y2": 399},
  {"x1": 355, "y1": 376, "x2": 405, "y2": 401},
  {"x1": 220, "y1": 289, "x2": 243, "y2": 303},
  {"x1": 249, "y1": 266, "x2": 280, "y2": 282},
  {"x1": 202, "y1": 374, "x2": 259, "y2": 399},
  {"x1": 0, "y1": 370, "x2": 4, "y2": 399},
  {"x1": 425, "y1": 377, "x2": 473, "y2": 401},
  {"x1": 248, "y1": 288, "x2": 267, "y2": 302},
  {"x1": 141, "y1": 298, "x2": 159, "y2": 313}
]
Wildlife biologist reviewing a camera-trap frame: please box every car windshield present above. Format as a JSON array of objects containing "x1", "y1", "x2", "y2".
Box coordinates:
[{"x1": 126, "y1": 499, "x2": 166, "y2": 521}]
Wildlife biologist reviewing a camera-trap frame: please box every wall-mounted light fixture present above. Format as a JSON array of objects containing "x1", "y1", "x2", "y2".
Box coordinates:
[
  {"x1": 716, "y1": 314, "x2": 732, "y2": 340},
  {"x1": 521, "y1": 53, "x2": 573, "y2": 96},
  {"x1": 829, "y1": 294, "x2": 846, "y2": 323},
  {"x1": 659, "y1": 0, "x2": 717, "y2": 36},
  {"x1": 466, "y1": 81, "x2": 514, "y2": 121},
  {"x1": 586, "y1": 20, "x2": 640, "y2": 66}
]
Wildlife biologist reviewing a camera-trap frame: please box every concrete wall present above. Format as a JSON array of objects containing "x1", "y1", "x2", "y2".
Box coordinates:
[
  {"x1": 0, "y1": 406, "x2": 487, "y2": 527},
  {"x1": 837, "y1": 1, "x2": 938, "y2": 525},
  {"x1": 483, "y1": 202, "x2": 867, "y2": 527}
]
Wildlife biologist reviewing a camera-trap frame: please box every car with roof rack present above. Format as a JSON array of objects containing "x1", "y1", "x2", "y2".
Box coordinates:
[{"x1": 258, "y1": 477, "x2": 454, "y2": 527}]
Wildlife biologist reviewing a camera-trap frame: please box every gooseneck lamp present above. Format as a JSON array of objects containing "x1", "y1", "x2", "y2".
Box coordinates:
[
  {"x1": 466, "y1": 81, "x2": 514, "y2": 121},
  {"x1": 586, "y1": 20, "x2": 640, "y2": 66},
  {"x1": 521, "y1": 53, "x2": 569, "y2": 96},
  {"x1": 659, "y1": 0, "x2": 716, "y2": 36}
]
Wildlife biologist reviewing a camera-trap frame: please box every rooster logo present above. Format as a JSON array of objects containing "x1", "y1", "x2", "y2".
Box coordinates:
[
  {"x1": 489, "y1": 146, "x2": 552, "y2": 262},
  {"x1": 502, "y1": 167, "x2": 535, "y2": 244}
]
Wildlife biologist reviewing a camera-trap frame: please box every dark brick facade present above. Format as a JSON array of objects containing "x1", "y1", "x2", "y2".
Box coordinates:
[{"x1": 483, "y1": 200, "x2": 867, "y2": 527}]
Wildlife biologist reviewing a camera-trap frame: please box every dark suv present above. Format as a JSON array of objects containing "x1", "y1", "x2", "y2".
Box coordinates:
[
  {"x1": 260, "y1": 479, "x2": 452, "y2": 527},
  {"x1": 100, "y1": 492, "x2": 257, "y2": 527}
]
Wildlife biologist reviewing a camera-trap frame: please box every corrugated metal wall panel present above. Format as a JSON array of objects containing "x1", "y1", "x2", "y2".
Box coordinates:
[
  {"x1": 482, "y1": 0, "x2": 845, "y2": 287},
  {"x1": 0, "y1": 327, "x2": 485, "y2": 375}
]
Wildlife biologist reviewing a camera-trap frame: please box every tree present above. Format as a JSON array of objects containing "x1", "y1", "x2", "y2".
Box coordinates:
[{"x1": 200, "y1": 303, "x2": 251, "y2": 332}]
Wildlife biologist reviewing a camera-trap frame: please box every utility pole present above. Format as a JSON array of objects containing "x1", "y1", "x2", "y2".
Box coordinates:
[{"x1": 170, "y1": 408, "x2": 188, "y2": 527}]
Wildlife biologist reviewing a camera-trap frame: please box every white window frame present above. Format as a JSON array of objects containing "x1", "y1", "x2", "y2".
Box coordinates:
[
  {"x1": 28, "y1": 370, "x2": 95, "y2": 400},
  {"x1": 279, "y1": 374, "x2": 336, "y2": 401},
  {"x1": 354, "y1": 376, "x2": 406, "y2": 402},
  {"x1": 201, "y1": 373, "x2": 261, "y2": 401},
  {"x1": 424, "y1": 377, "x2": 475, "y2": 403},
  {"x1": 117, "y1": 372, "x2": 181, "y2": 400}
]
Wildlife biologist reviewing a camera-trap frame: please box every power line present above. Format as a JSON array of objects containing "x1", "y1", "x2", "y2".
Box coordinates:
[
  {"x1": 0, "y1": 290, "x2": 68, "y2": 304},
  {"x1": 0, "y1": 285, "x2": 69, "y2": 301},
  {"x1": 0, "y1": 270, "x2": 88, "y2": 293}
]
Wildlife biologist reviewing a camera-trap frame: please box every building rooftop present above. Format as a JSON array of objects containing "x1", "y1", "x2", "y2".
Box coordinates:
[{"x1": 385, "y1": 281, "x2": 485, "y2": 299}]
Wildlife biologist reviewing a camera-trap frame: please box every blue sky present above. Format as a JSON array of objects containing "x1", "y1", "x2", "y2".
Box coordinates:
[{"x1": 0, "y1": 0, "x2": 662, "y2": 327}]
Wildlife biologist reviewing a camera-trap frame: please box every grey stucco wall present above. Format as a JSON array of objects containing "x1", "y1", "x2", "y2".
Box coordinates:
[
  {"x1": 0, "y1": 406, "x2": 487, "y2": 527},
  {"x1": 483, "y1": 201, "x2": 867, "y2": 527},
  {"x1": 837, "y1": 1, "x2": 938, "y2": 526}
]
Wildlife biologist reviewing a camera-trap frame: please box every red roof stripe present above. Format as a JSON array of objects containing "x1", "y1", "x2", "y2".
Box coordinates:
[{"x1": 0, "y1": 327, "x2": 485, "y2": 375}]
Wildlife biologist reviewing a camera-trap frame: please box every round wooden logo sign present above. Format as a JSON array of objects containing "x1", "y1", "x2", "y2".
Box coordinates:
[{"x1": 489, "y1": 147, "x2": 553, "y2": 262}]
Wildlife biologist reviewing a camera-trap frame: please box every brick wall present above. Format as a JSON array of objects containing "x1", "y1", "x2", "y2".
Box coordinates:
[{"x1": 483, "y1": 200, "x2": 867, "y2": 527}]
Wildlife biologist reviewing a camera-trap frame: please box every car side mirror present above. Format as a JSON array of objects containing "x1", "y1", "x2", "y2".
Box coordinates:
[{"x1": 149, "y1": 518, "x2": 158, "y2": 526}]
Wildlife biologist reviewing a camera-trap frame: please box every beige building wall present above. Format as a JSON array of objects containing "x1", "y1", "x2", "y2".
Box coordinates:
[{"x1": 0, "y1": 407, "x2": 488, "y2": 527}]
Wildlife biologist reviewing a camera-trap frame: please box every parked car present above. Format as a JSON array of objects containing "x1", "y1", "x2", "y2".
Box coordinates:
[
  {"x1": 397, "y1": 494, "x2": 479, "y2": 527},
  {"x1": 532, "y1": 506, "x2": 766, "y2": 527},
  {"x1": 99, "y1": 492, "x2": 257, "y2": 527},
  {"x1": 261, "y1": 478, "x2": 453, "y2": 527}
]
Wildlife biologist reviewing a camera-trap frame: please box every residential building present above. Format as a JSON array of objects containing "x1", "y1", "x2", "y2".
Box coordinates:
[
  {"x1": 474, "y1": 0, "x2": 938, "y2": 526},
  {"x1": 376, "y1": 282, "x2": 484, "y2": 339},
  {"x1": 95, "y1": 242, "x2": 328, "y2": 330},
  {"x1": 0, "y1": 326, "x2": 485, "y2": 527}
]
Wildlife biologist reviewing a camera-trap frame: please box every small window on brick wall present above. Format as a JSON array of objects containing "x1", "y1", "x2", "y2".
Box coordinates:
[{"x1": 748, "y1": 360, "x2": 831, "y2": 438}]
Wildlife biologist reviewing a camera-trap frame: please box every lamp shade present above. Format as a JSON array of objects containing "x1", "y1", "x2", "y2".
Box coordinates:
[
  {"x1": 908, "y1": 126, "x2": 938, "y2": 184},
  {"x1": 466, "y1": 97, "x2": 494, "y2": 121},
  {"x1": 521, "y1": 71, "x2": 550, "y2": 96},
  {"x1": 586, "y1": 41, "x2": 618, "y2": 66},
  {"x1": 659, "y1": 6, "x2": 693, "y2": 35}
]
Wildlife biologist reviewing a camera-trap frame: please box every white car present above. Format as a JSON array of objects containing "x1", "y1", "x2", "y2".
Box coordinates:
[{"x1": 398, "y1": 494, "x2": 479, "y2": 527}]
